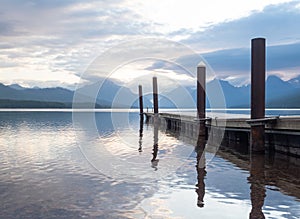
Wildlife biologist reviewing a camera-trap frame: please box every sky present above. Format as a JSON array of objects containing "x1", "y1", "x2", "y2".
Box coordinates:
[{"x1": 0, "y1": 0, "x2": 300, "y2": 89}]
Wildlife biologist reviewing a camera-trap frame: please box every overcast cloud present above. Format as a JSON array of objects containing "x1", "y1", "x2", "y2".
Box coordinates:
[
  {"x1": 0, "y1": 0, "x2": 299, "y2": 88},
  {"x1": 183, "y1": 1, "x2": 300, "y2": 49}
]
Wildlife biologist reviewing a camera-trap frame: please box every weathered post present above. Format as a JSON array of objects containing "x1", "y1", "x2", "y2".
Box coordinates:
[
  {"x1": 251, "y1": 38, "x2": 266, "y2": 153},
  {"x1": 138, "y1": 85, "x2": 144, "y2": 151},
  {"x1": 195, "y1": 62, "x2": 207, "y2": 206},
  {"x1": 138, "y1": 85, "x2": 144, "y2": 115},
  {"x1": 153, "y1": 77, "x2": 159, "y2": 114},
  {"x1": 197, "y1": 62, "x2": 206, "y2": 137},
  {"x1": 197, "y1": 62, "x2": 206, "y2": 120}
]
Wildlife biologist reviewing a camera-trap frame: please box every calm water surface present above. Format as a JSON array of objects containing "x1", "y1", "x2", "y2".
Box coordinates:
[{"x1": 0, "y1": 111, "x2": 299, "y2": 218}]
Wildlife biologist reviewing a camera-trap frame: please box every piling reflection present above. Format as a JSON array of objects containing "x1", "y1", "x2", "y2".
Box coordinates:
[
  {"x1": 248, "y1": 153, "x2": 266, "y2": 219},
  {"x1": 138, "y1": 115, "x2": 143, "y2": 153},
  {"x1": 151, "y1": 115, "x2": 159, "y2": 170},
  {"x1": 195, "y1": 126, "x2": 206, "y2": 208}
]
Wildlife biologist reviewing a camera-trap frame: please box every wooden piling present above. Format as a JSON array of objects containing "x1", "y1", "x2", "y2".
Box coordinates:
[
  {"x1": 153, "y1": 77, "x2": 159, "y2": 114},
  {"x1": 197, "y1": 62, "x2": 206, "y2": 137},
  {"x1": 250, "y1": 38, "x2": 266, "y2": 153},
  {"x1": 197, "y1": 62, "x2": 206, "y2": 120},
  {"x1": 138, "y1": 85, "x2": 144, "y2": 115}
]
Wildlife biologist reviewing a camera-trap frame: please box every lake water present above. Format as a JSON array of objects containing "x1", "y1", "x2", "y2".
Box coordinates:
[{"x1": 0, "y1": 111, "x2": 299, "y2": 218}]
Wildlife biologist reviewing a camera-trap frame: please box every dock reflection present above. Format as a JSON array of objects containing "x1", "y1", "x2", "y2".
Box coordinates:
[
  {"x1": 144, "y1": 114, "x2": 300, "y2": 217},
  {"x1": 195, "y1": 132, "x2": 207, "y2": 208},
  {"x1": 138, "y1": 115, "x2": 143, "y2": 153},
  {"x1": 248, "y1": 153, "x2": 266, "y2": 219},
  {"x1": 138, "y1": 114, "x2": 159, "y2": 170},
  {"x1": 151, "y1": 115, "x2": 159, "y2": 170}
]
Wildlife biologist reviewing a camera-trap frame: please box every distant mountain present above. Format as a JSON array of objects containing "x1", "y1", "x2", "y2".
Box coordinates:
[
  {"x1": 8, "y1": 84, "x2": 25, "y2": 90},
  {"x1": 1, "y1": 75, "x2": 300, "y2": 108},
  {"x1": 97, "y1": 79, "x2": 152, "y2": 108},
  {"x1": 206, "y1": 79, "x2": 249, "y2": 108},
  {"x1": 266, "y1": 75, "x2": 295, "y2": 103},
  {"x1": 74, "y1": 79, "x2": 152, "y2": 108},
  {"x1": 288, "y1": 76, "x2": 300, "y2": 88},
  {"x1": 0, "y1": 83, "x2": 74, "y2": 103},
  {"x1": 0, "y1": 99, "x2": 69, "y2": 108},
  {"x1": 210, "y1": 75, "x2": 300, "y2": 108},
  {"x1": 0, "y1": 79, "x2": 151, "y2": 108},
  {"x1": 268, "y1": 92, "x2": 300, "y2": 108},
  {"x1": 224, "y1": 75, "x2": 300, "y2": 108},
  {"x1": 265, "y1": 76, "x2": 300, "y2": 107},
  {"x1": 156, "y1": 75, "x2": 300, "y2": 108},
  {"x1": 158, "y1": 86, "x2": 196, "y2": 108}
]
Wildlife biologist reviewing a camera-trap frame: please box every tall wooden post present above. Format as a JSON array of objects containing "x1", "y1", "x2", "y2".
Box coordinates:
[
  {"x1": 153, "y1": 77, "x2": 159, "y2": 114},
  {"x1": 197, "y1": 62, "x2": 206, "y2": 137},
  {"x1": 251, "y1": 38, "x2": 266, "y2": 153},
  {"x1": 197, "y1": 62, "x2": 206, "y2": 120},
  {"x1": 138, "y1": 85, "x2": 144, "y2": 115}
]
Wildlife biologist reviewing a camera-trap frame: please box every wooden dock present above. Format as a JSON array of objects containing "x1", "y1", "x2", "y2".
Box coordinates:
[{"x1": 145, "y1": 112, "x2": 300, "y2": 157}]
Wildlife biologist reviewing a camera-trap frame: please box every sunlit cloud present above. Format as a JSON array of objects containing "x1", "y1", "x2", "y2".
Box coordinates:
[
  {"x1": 183, "y1": 1, "x2": 300, "y2": 51},
  {"x1": 0, "y1": 0, "x2": 298, "y2": 88}
]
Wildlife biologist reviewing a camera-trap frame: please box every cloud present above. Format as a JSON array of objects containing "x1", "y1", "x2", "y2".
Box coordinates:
[
  {"x1": 0, "y1": 0, "x2": 299, "y2": 88},
  {"x1": 0, "y1": 21, "x2": 15, "y2": 35},
  {"x1": 0, "y1": 0, "x2": 162, "y2": 87},
  {"x1": 146, "y1": 41, "x2": 300, "y2": 86},
  {"x1": 0, "y1": 60, "x2": 19, "y2": 68},
  {"x1": 182, "y1": 1, "x2": 300, "y2": 51},
  {"x1": 202, "y1": 41, "x2": 300, "y2": 76},
  {"x1": 0, "y1": 1, "x2": 154, "y2": 40}
]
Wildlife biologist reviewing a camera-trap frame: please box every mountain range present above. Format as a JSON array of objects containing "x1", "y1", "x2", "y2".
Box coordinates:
[{"x1": 0, "y1": 75, "x2": 300, "y2": 108}]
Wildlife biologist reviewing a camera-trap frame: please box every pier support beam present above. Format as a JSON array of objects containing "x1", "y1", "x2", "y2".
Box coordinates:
[
  {"x1": 197, "y1": 62, "x2": 206, "y2": 120},
  {"x1": 138, "y1": 85, "x2": 144, "y2": 116},
  {"x1": 250, "y1": 38, "x2": 266, "y2": 153},
  {"x1": 138, "y1": 85, "x2": 144, "y2": 152},
  {"x1": 153, "y1": 77, "x2": 159, "y2": 114},
  {"x1": 197, "y1": 62, "x2": 206, "y2": 137}
]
